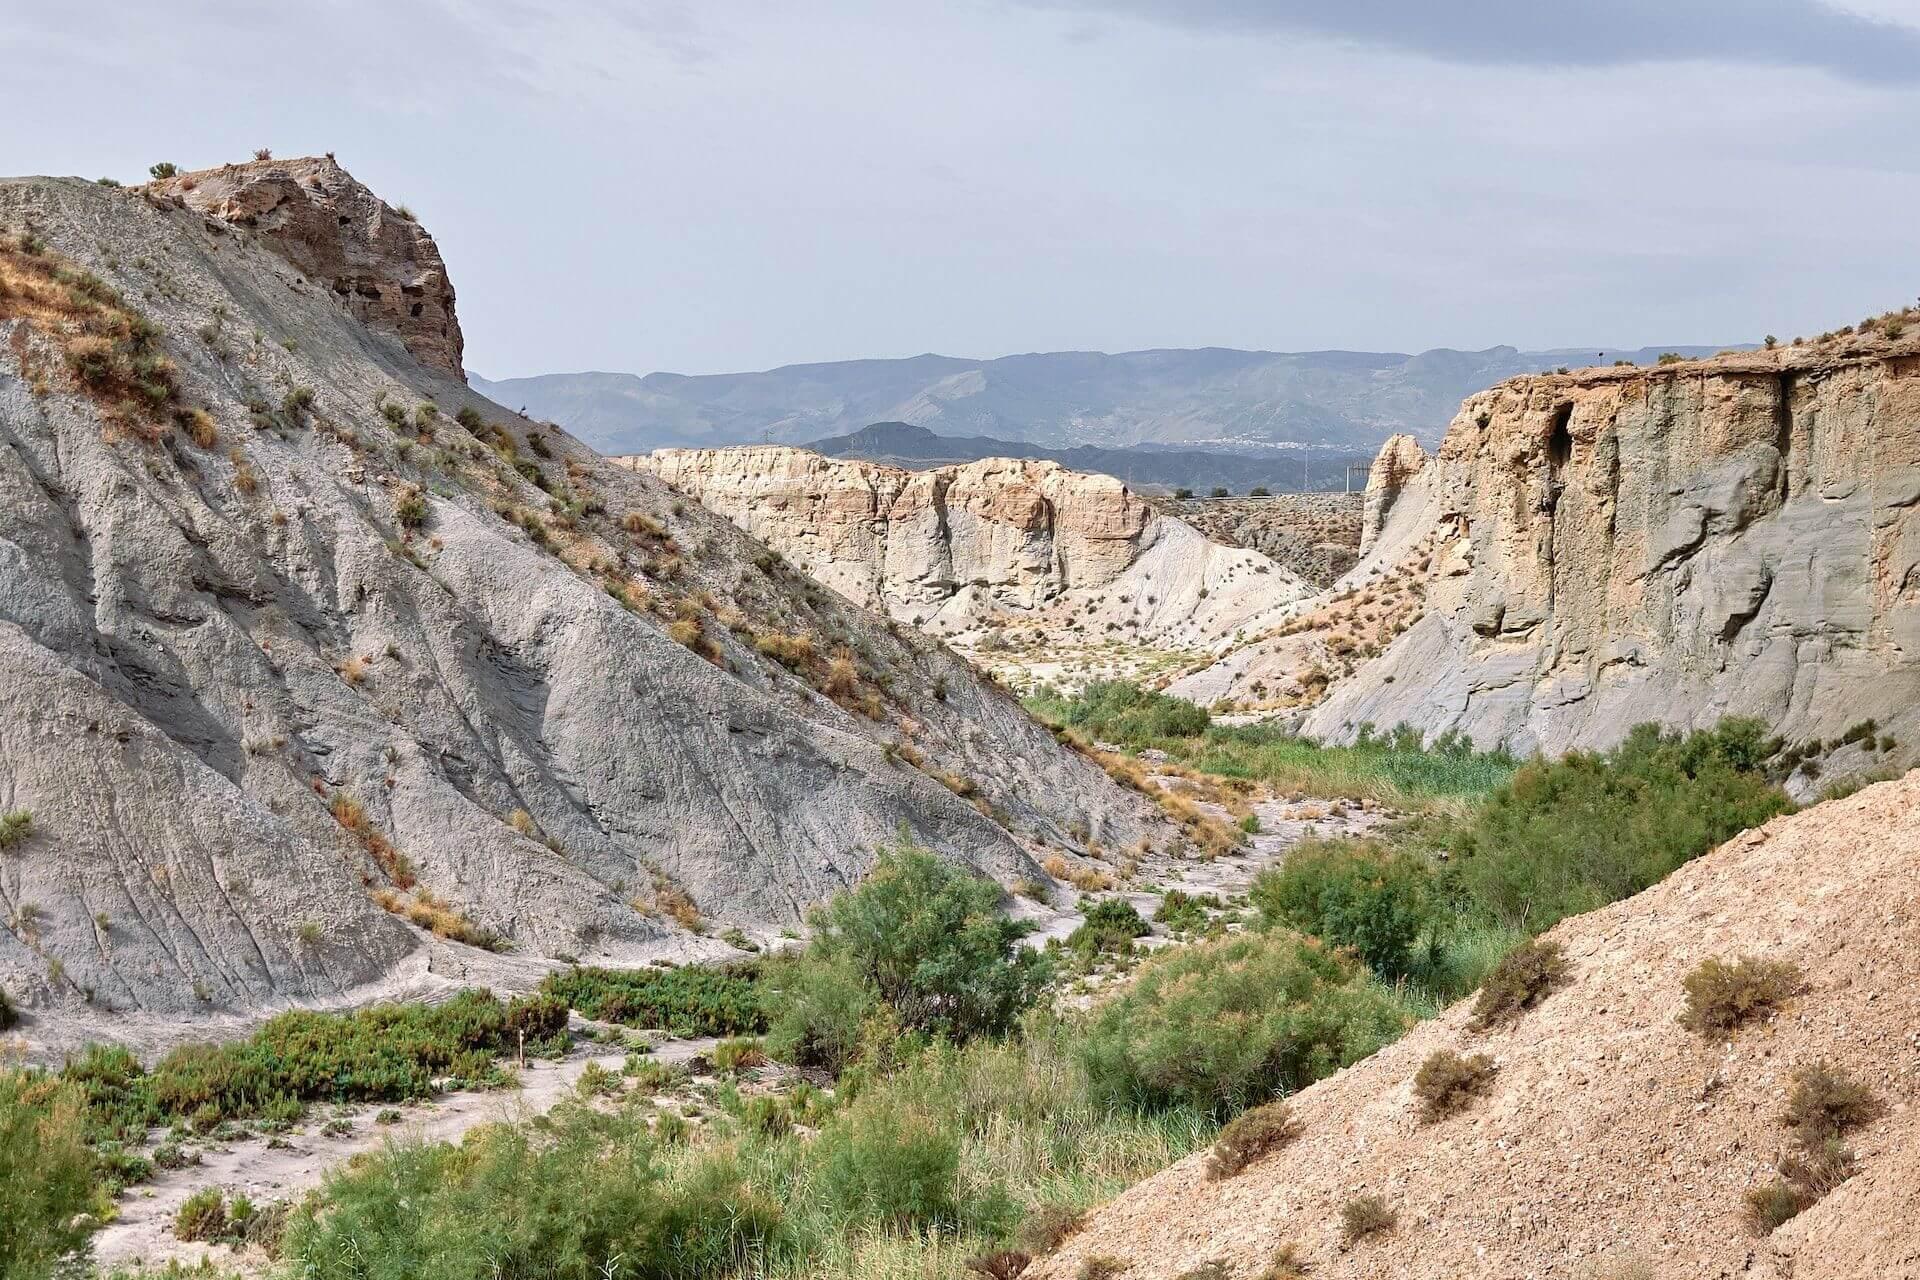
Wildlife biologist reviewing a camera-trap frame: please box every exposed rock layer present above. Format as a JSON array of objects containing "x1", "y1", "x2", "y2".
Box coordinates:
[
  {"x1": 1304, "y1": 340, "x2": 1920, "y2": 760},
  {"x1": 167, "y1": 156, "x2": 465, "y2": 380},
  {"x1": 0, "y1": 168, "x2": 1161, "y2": 1046},
  {"x1": 635, "y1": 447, "x2": 1310, "y2": 649}
]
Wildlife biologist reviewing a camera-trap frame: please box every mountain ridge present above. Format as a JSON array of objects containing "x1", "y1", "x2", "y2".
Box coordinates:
[{"x1": 470, "y1": 342, "x2": 1741, "y2": 456}]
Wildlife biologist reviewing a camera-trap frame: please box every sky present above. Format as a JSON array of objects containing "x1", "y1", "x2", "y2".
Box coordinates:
[{"x1": 7, "y1": 1, "x2": 1920, "y2": 378}]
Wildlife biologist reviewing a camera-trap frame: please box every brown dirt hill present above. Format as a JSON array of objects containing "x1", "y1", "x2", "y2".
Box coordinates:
[{"x1": 1029, "y1": 770, "x2": 1920, "y2": 1280}]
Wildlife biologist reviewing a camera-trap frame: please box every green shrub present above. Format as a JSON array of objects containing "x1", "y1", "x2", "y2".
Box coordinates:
[
  {"x1": 1067, "y1": 897, "x2": 1151, "y2": 958},
  {"x1": 1205, "y1": 1099, "x2": 1297, "y2": 1179},
  {"x1": 502, "y1": 991, "x2": 569, "y2": 1049},
  {"x1": 1340, "y1": 1194, "x2": 1395, "y2": 1242},
  {"x1": 811, "y1": 1096, "x2": 961, "y2": 1228},
  {"x1": 1034, "y1": 680, "x2": 1208, "y2": 740},
  {"x1": 780, "y1": 844, "x2": 1049, "y2": 1052},
  {"x1": 0, "y1": 810, "x2": 30, "y2": 850},
  {"x1": 148, "y1": 162, "x2": 179, "y2": 180},
  {"x1": 1079, "y1": 930, "x2": 1413, "y2": 1116},
  {"x1": 281, "y1": 1100, "x2": 779, "y2": 1279},
  {"x1": 763, "y1": 951, "x2": 878, "y2": 1074},
  {"x1": 175, "y1": 1187, "x2": 228, "y2": 1241},
  {"x1": 1781, "y1": 1060, "x2": 1883, "y2": 1147},
  {"x1": 539, "y1": 964, "x2": 764, "y2": 1037},
  {"x1": 1444, "y1": 720, "x2": 1791, "y2": 934},
  {"x1": 0, "y1": 1071, "x2": 95, "y2": 1278},
  {"x1": 1679, "y1": 955, "x2": 1801, "y2": 1038},
  {"x1": 1412, "y1": 1049, "x2": 1496, "y2": 1121},
  {"x1": 60, "y1": 988, "x2": 533, "y2": 1140},
  {"x1": 1469, "y1": 937, "x2": 1570, "y2": 1030},
  {"x1": 1153, "y1": 890, "x2": 1218, "y2": 933},
  {"x1": 1252, "y1": 838, "x2": 1439, "y2": 978}
]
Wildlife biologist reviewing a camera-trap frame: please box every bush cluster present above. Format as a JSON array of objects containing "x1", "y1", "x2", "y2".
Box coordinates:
[
  {"x1": 1078, "y1": 930, "x2": 1412, "y2": 1116},
  {"x1": 766, "y1": 845, "x2": 1049, "y2": 1071},
  {"x1": 1411, "y1": 1048, "x2": 1496, "y2": 1122},
  {"x1": 539, "y1": 964, "x2": 765, "y2": 1038},
  {"x1": 61, "y1": 988, "x2": 554, "y2": 1142},
  {"x1": 1252, "y1": 838, "x2": 1437, "y2": 978}
]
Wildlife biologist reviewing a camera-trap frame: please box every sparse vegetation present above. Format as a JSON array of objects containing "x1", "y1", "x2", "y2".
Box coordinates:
[
  {"x1": 1205, "y1": 1099, "x2": 1298, "y2": 1179},
  {"x1": 1339, "y1": 1194, "x2": 1396, "y2": 1243},
  {"x1": 1745, "y1": 1060, "x2": 1882, "y2": 1234},
  {"x1": 1412, "y1": 1048, "x2": 1496, "y2": 1121},
  {"x1": 1469, "y1": 937, "x2": 1570, "y2": 1030},
  {"x1": 1679, "y1": 954, "x2": 1802, "y2": 1038},
  {"x1": 0, "y1": 810, "x2": 31, "y2": 850}
]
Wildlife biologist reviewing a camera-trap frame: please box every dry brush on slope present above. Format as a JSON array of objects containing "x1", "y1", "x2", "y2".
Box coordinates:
[{"x1": 1027, "y1": 770, "x2": 1920, "y2": 1280}]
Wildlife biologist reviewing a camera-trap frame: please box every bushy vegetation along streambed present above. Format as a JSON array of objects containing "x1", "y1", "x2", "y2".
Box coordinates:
[{"x1": 0, "y1": 698, "x2": 1803, "y2": 1280}]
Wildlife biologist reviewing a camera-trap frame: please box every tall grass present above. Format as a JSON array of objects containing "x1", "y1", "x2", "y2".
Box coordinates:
[{"x1": 1024, "y1": 682, "x2": 1516, "y2": 807}]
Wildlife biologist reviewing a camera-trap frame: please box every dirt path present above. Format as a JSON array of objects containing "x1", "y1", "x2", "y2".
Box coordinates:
[{"x1": 89, "y1": 1031, "x2": 720, "y2": 1273}]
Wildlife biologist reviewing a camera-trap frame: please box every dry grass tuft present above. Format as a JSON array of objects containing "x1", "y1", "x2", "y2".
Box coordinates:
[
  {"x1": 1206, "y1": 1100, "x2": 1299, "y2": 1179},
  {"x1": 1679, "y1": 954, "x2": 1801, "y2": 1038},
  {"x1": 1412, "y1": 1048, "x2": 1496, "y2": 1122}
]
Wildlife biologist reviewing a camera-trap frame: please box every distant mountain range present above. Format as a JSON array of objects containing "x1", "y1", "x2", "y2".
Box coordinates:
[
  {"x1": 470, "y1": 344, "x2": 1739, "y2": 455},
  {"x1": 806, "y1": 422, "x2": 1372, "y2": 493}
]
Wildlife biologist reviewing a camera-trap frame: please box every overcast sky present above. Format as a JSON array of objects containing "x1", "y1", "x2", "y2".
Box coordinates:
[{"x1": 9, "y1": 1, "x2": 1920, "y2": 377}]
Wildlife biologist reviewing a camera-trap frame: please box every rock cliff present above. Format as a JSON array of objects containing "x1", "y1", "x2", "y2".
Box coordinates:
[
  {"x1": 0, "y1": 163, "x2": 1163, "y2": 1046},
  {"x1": 634, "y1": 447, "x2": 1311, "y2": 656},
  {"x1": 164, "y1": 156, "x2": 465, "y2": 380},
  {"x1": 1304, "y1": 334, "x2": 1920, "y2": 764}
]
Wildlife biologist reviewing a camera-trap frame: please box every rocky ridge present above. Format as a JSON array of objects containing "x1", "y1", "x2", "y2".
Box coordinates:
[{"x1": 0, "y1": 162, "x2": 1165, "y2": 1050}]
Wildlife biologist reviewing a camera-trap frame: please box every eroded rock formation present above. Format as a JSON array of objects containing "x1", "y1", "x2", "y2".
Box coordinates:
[
  {"x1": 164, "y1": 156, "x2": 465, "y2": 379},
  {"x1": 0, "y1": 166, "x2": 1163, "y2": 1047},
  {"x1": 1306, "y1": 338, "x2": 1920, "y2": 761},
  {"x1": 634, "y1": 447, "x2": 1312, "y2": 651}
]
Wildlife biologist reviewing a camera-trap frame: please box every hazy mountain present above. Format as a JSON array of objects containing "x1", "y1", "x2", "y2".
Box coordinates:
[
  {"x1": 471, "y1": 344, "x2": 1739, "y2": 455},
  {"x1": 806, "y1": 422, "x2": 1373, "y2": 493}
]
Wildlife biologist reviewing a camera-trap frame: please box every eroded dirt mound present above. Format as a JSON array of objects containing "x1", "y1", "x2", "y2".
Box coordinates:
[
  {"x1": 1158, "y1": 493, "x2": 1363, "y2": 590},
  {"x1": 1030, "y1": 771, "x2": 1920, "y2": 1280}
]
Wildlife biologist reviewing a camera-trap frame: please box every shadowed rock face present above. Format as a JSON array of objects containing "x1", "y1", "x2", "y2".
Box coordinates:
[
  {"x1": 1307, "y1": 340, "x2": 1920, "y2": 762},
  {"x1": 167, "y1": 156, "x2": 465, "y2": 380},
  {"x1": 0, "y1": 168, "x2": 1162, "y2": 1046},
  {"x1": 635, "y1": 446, "x2": 1312, "y2": 648}
]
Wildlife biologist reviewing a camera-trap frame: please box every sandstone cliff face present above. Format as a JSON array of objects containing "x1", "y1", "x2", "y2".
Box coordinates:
[
  {"x1": 163, "y1": 156, "x2": 465, "y2": 380},
  {"x1": 636, "y1": 447, "x2": 1310, "y2": 652},
  {"x1": 0, "y1": 168, "x2": 1163, "y2": 1048},
  {"x1": 1306, "y1": 338, "x2": 1920, "y2": 761}
]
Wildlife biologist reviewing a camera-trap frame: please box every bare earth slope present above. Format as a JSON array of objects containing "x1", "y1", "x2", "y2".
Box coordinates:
[
  {"x1": 0, "y1": 161, "x2": 1163, "y2": 1051},
  {"x1": 1032, "y1": 771, "x2": 1920, "y2": 1280},
  {"x1": 1294, "y1": 338, "x2": 1920, "y2": 767}
]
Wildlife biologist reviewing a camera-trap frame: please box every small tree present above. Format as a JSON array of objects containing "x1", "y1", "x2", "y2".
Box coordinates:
[
  {"x1": 149, "y1": 161, "x2": 179, "y2": 180},
  {"x1": 1209, "y1": 486, "x2": 1230, "y2": 498}
]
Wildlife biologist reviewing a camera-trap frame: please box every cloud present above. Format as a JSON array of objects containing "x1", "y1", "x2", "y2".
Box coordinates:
[{"x1": 1022, "y1": 0, "x2": 1920, "y2": 85}]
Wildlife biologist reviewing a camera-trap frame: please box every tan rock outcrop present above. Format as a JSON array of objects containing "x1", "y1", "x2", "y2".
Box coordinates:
[
  {"x1": 163, "y1": 156, "x2": 465, "y2": 378},
  {"x1": 1304, "y1": 336, "x2": 1920, "y2": 761},
  {"x1": 632, "y1": 447, "x2": 1312, "y2": 651}
]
